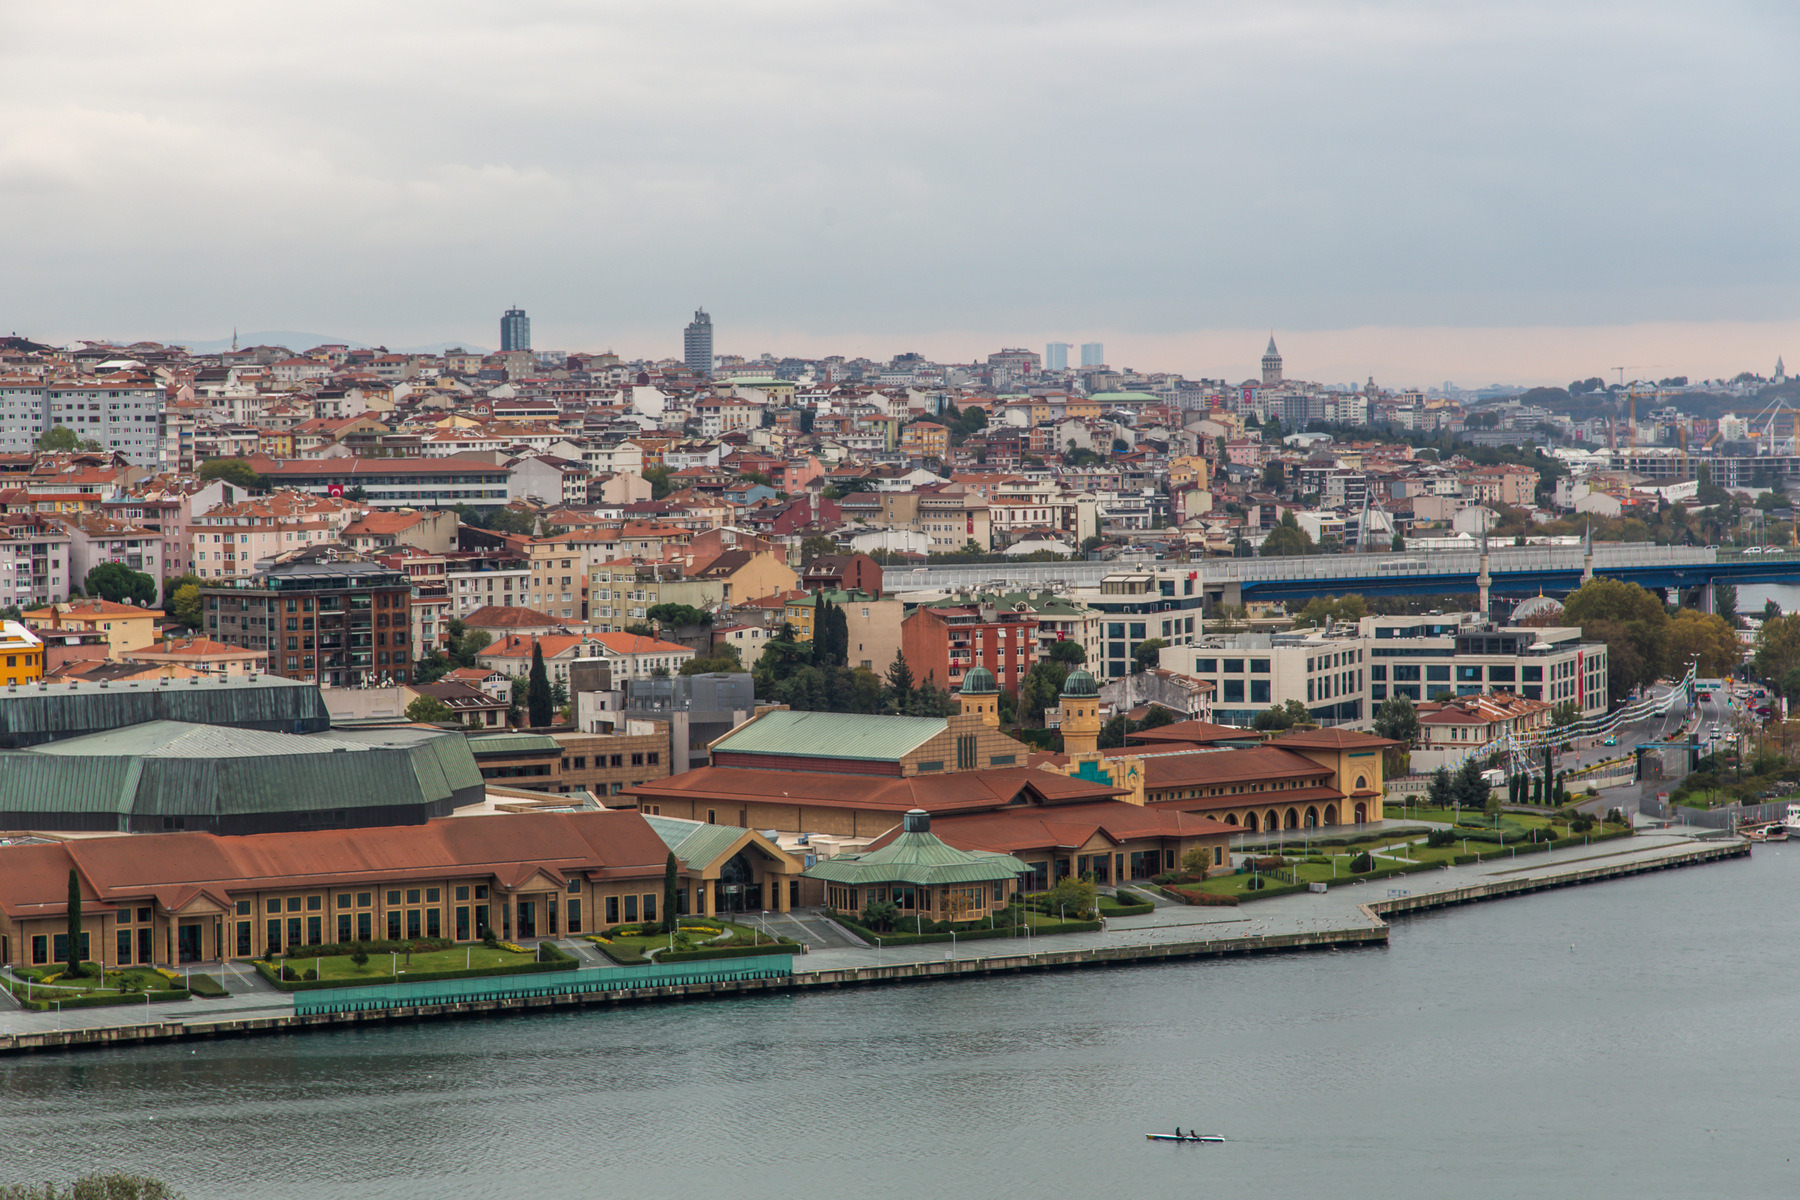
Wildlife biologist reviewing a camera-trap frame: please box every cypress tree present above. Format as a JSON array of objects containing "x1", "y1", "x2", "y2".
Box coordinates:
[
  {"x1": 1543, "y1": 744, "x2": 1554, "y2": 808},
  {"x1": 527, "y1": 641, "x2": 553, "y2": 727},
  {"x1": 66, "y1": 868, "x2": 82, "y2": 976},
  {"x1": 663, "y1": 852, "x2": 680, "y2": 934}
]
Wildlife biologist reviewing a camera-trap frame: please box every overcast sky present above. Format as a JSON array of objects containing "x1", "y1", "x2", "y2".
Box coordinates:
[{"x1": 2, "y1": 1, "x2": 1796, "y2": 385}]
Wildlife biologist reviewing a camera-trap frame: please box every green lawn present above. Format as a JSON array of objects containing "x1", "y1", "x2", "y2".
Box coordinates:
[
  {"x1": 258, "y1": 944, "x2": 540, "y2": 982},
  {"x1": 3, "y1": 965, "x2": 188, "y2": 1003},
  {"x1": 591, "y1": 917, "x2": 797, "y2": 963}
]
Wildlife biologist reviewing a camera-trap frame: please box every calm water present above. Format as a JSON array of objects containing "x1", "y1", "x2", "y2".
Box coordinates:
[{"x1": 3, "y1": 848, "x2": 1795, "y2": 1200}]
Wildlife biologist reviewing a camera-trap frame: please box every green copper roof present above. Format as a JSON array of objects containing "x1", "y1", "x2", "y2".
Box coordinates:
[
  {"x1": 1061, "y1": 669, "x2": 1099, "y2": 697},
  {"x1": 643, "y1": 813, "x2": 749, "y2": 868},
  {"x1": 959, "y1": 666, "x2": 996, "y2": 695},
  {"x1": 713, "y1": 710, "x2": 946, "y2": 762},
  {"x1": 465, "y1": 733, "x2": 562, "y2": 756},
  {"x1": 803, "y1": 830, "x2": 1027, "y2": 887}
]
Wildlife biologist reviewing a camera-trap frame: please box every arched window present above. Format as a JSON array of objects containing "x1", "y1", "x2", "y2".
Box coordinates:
[
  {"x1": 1285, "y1": 808, "x2": 1299, "y2": 829},
  {"x1": 1243, "y1": 812, "x2": 1257, "y2": 832},
  {"x1": 1355, "y1": 775, "x2": 1367, "y2": 790},
  {"x1": 1305, "y1": 806, "x2": 1318, "y2": 828}
]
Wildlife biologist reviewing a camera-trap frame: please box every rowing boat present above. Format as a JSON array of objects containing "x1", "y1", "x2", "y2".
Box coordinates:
[{"x1": 1146, "y1": 1133, "x2": 1224, "y2": 1143}]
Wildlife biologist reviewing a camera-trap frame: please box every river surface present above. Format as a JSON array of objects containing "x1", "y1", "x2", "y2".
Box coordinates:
[{"x1": 2, "y1": 847, "x2": 1794, "y2": 1200}]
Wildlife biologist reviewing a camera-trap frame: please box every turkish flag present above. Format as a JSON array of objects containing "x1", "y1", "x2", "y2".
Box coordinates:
[{"x1": 327, "y1": 483, "x2": 345, "y2": 497}]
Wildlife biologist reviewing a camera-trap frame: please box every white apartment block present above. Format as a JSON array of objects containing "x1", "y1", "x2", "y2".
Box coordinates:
[{"x1": 0, "y1": 382, "x2": 166, "y2": 465}]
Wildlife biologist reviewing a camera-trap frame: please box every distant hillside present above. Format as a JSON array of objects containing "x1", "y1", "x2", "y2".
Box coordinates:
[{"x1": 169, "y1": 332, "x2": 490, "y2": 355}]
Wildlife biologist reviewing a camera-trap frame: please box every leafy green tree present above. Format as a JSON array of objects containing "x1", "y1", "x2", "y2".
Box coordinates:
[
  {"x1": 1260, "y1": 460, "x2": 1286, "y2": 492},
  {"x1": 1097, "y1": 714, "x2": 1131, "y2": 749},
  {"x1": 681, "y1": 644, "x2": 743, "y2": 675},
  {"x1": 0, "y1": 1174, "x2": 186, "y2": 1199},
  {"x1": 412, "y1": 649, "x2": 452, "y2": 684},
  {"x1": 196, "y1": 457, "x2": 265, "y2": 490},
  {"x1": 1453, "y1": 757, "x2": 1489, "y2": 810},
  {"x1": 647, "y1": 603, "x2": 709, "y2": 627},
  {"x1": 1131, "y1": 637, "x2": 1168, "y2": 674},
  {"x1": 1373, "y1": 693, "x2": 1419, "y2": 747},
  {"x1": 170, "y1": 583, "x2": 202, "y2": 629},
  {"x1": 1048, "y1": 640, "x2": 1087, "y2": 666},
  {"x1": 66, "y1": 867, "x2": 83, "y2": 977},
  {"x1": 84, "y1": 562, "x2": 156, "y2": 606},
  {"x1": 1391, "y1": 530, "x2": 1406, "y2": 551},
  {"x1": 1019, "y1": 660, "x2": 1068, "y2": 724},
  {"x1": 405, "y1": 694, "x2": 455, "y2": 724},
  {"x1": 1253, "y1": 698, "x2": 1312, "y2": 731},
  {"x1": 1046, "y1": 875, "x2": 1096, "y2": 919},
  {"x1": 526, "y1": 642, "x2": 553, "y2": 727},
  {"x1": 1562, "y1": 577, "x2": 1670, "y2": 704},
  {"x1": 663, "y1": 852, "x2": 680, "y2": 934},
  {"x1": 798, "y1": 535, "x2": 839, "y2": 565},
  {"x1": 1259, "y1": 512, "x2": 1315, "y2": 557},
  {"x1": 1427, "y1": 765, "x2": 1453, "y2": 808}
]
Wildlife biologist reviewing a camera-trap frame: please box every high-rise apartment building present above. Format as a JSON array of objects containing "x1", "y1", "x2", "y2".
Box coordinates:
[
  {"x1": 0, "y1": 380, "x2": 166, "y2": 466},
  {"x1": 684, "y1": 309, "x2": 714, "y2": 376},
  {"x1": 500, "y1": 307, "x2": 531, "y2": 353},
  {"x1": 1080, "y1": 343, "x2": 1105, "y2": 367},
  {"x1": 1045, "y1": 342, "x2": 1071, "y2": 371}
]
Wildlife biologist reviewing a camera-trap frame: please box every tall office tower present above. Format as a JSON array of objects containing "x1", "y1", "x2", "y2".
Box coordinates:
[
  {"x1": 1080, "y1": 342, "x2": 1105, "y2": 367},
  {"x1": 684, "y1": 308, "x2": 714, "y2": 376},
  {"x1": 500, "y1": 307, "x2": 531, "y2": 352},
  {"x1": 1261, "y1": 336, "x2": 1283, "y2": 386},
  {"x1": 1045, "y1": 342, "x2": 1071, "y2": 372}
]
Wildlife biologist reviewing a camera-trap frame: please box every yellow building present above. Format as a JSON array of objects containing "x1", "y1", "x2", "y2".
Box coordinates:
[
  {"x1": 22, "y1": 599, "x2": 161, "y2": 660},
  {"x1": 1169, "y1": 455, "x2": 1210, "y2": 490},
  {"x1": 0, "y1": 620, "x2": 44, "y2": 686}
]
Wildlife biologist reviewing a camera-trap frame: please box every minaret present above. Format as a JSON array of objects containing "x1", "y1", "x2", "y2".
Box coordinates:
[
  {"x1": 1059, "y1": 669, "x2": 1101, "y2": 757},
  {"x1": 1477, "y1": 524, "x2": 1491, "y2": 619},
  {"x1": 1581, "y1": 520, "x2": 1594, "y2": 584}
]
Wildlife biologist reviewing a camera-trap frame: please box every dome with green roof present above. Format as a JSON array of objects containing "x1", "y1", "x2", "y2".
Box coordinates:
[
  {"x1": 959, "y1": 666, "x2": 997, "y2": 695},
  {"x1": 1060, "y1": 668, "x2": 1098, "y2": 698}
]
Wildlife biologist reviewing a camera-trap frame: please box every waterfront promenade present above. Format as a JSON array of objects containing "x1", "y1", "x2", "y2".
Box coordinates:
[{"x1": 0, "y1": 825, "x2": 1746, "y2": 1053}]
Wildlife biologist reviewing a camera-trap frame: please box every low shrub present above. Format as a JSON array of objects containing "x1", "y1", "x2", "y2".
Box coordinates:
[
  {"x1": 1426, "y1": 829, "x2": 1456, "y2": 848},
  {"x1": 282, "y1": 937, "x2": 453, "y2": 960},
  {"x1": 186, "y1": 973, "x2": 228, "y2": 998},
  {"x1": 1164, "y1": 886, "x2": 1239, "y2": 907},
  {"x1": 1097, "y1": 893, "x2": 1155, "y2": 917},
  {"x1": 1151, "y1": 871, "x2": 1206, "y2": 886},
  {"x1": 659, "y1": 943, "x2": 796, "y2": 963},
  {"x1": 1349, "y1": 852, "x2": 1374, "y2": 872},
  {"x1": 1244, "y1": 875, "x2": 1266, "y2": 891}
]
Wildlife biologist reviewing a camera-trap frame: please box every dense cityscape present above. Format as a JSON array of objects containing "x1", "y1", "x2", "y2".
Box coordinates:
[{"x1": 4, "y1": 1, "x2": 1797, "y2": 1197}]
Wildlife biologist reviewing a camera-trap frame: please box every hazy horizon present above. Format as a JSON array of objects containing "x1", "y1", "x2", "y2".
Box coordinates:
[{"x1": 3, "y1": 2, "x2": 1796, "y2": 387}]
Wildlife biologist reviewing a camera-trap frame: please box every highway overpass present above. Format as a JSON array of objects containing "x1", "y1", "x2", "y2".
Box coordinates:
[{"x1": 893, "y1": 545, "x2": 1800, "y2": 609}]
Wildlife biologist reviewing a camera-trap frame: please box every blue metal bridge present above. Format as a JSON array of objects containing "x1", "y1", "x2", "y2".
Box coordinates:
[{"x1": 899, "y1": 546, "x2": 1800, "y2": 606}]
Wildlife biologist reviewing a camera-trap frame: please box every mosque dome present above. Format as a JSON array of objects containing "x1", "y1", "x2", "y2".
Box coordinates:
[
  {"x1": 1511, "y1": 594, "x2": 1565, "y2": 623},
  {"x1": 959, "y1": 666, "x2": 997, "y2": 695},
  {"x1": 1061, "y1": 669, "x2": 1099, "y2": 698}
]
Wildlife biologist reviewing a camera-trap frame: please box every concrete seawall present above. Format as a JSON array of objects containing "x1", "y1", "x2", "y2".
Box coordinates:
[
  {"x1": 0, "y1": 835, "x2": 1748, "y2": 1058},
  {"x1": 1363, "y1": 838, "x2": 1747, "y2": 918}
]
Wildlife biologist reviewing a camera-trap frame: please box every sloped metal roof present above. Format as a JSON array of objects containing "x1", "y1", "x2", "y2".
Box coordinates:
[
  {"x1": 713, "y1": 710, "x2": 945, "y2": 762},
  {"x1": 0, "y1": 674, "x2": 330, "y2": 748},
  {"x1": 465, "y1": 732, "x2": 562, "y2": 756},
  {"x1": 803, "y1": 830, "x2": 1027, "y2": 887}
]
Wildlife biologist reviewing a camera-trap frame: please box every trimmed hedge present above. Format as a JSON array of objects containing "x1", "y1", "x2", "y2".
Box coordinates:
[
  {"x1": 186, "y1": 973, "x2": 228, "y2": 998},
  {"x1": 589, "y1": 939, "x2": 648, "y2": 966},
  {"x1": 1450, "y1": 826, "x2": 1632, "y2": 865},
  {"x1": 657, "y1": 942, "x2": 797, "y2": 963},
  {"x1": 1097, "y1": 894, "x2": 1155, "y2": 918},
  {"x1": 835, "y1": 915, "x2": 1103, "y2": 946},
  {"x1": 252, "y1": 944, "x2": 577, "y2": 992},
  {"x1": 11, "y1": 986, "x2": 190, "y2": 1012},
  {"x1": 1163, "y1": 886, "x2": 1239, "y2": 907},
  {"x1": 282, "y1": 937, "x2": 454, "y2": 959}
]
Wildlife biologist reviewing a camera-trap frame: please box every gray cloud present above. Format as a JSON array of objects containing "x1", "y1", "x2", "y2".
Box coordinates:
[{"x1": 0, "y1": 1, "x2": 1795, "y2": 363}]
